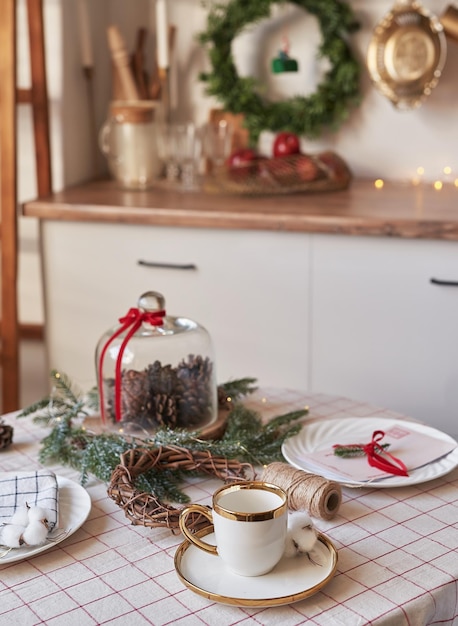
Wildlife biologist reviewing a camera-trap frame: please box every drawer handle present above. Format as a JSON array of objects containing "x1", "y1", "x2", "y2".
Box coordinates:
[
  {"x1": 430, "y1": 277, "x2": 458, "y2": 287},
  {"x1": 138, "y1": 259, "x2": 197, "y2": 271}
]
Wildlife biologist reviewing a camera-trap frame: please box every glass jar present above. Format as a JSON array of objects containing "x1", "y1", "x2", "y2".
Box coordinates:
[
  {"x1": 99, "y1": 100, "x2": 161, "y2": 190},
  {"x1": 95, "y1": 291, "x2": 218, "y2": 434}
]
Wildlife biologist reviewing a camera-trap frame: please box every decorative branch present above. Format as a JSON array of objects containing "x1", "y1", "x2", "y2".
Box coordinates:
[{"x1": 17, "y1": 371, "x2": 307, "y2": 505}]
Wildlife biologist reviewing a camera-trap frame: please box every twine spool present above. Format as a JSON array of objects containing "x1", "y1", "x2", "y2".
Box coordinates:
[{"x1": 261, "y1": 462, "x2": 342, "y2": 520}]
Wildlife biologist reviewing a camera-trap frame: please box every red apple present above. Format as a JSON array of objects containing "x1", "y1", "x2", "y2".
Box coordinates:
[
  {"x1": 226, "y1": 148, "x2": 258, "y2": 180},
  {"x1": 273, "y1": 132, "x2": 300, "y2": 158}
]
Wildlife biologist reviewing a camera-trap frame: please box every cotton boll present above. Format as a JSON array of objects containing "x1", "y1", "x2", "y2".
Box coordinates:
[
  {"x1": 22, "y1": 521, "x2": 49, "y2": 546},
  {"x1": 1, "y1": 524, "x2": 26, "y2": 548},
  {"x1": 284, "y1": 511, "x2": 318, "y2": 558},
  {"x1": 27, "y1": 506, "x2": 50, "y2": 530},
  {"x1": 10, "y1": 504, "x2": 30, "y2": 526}
]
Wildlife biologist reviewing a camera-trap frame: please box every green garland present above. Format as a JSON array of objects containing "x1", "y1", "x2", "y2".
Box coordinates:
[
  {"x1": 199, "y1": 0, "x2": 361, "y2": 144},
  {"x1": 18, "y1": 371, "x2": 307, "y2": 503}
]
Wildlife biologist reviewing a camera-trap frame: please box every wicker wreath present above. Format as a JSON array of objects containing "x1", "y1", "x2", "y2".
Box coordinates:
[{"x1": 107, "y1": 445, "x2": 255, "y2": 532}]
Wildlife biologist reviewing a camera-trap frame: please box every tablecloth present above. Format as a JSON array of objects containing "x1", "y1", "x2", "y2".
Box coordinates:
[{"x1": 0, "y1": 388, "x2": 457, "y2": 626}]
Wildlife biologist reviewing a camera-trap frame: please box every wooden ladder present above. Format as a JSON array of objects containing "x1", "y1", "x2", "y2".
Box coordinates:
[{"x1": 0, "y1": 0, "x2": 51, "y2": 412}]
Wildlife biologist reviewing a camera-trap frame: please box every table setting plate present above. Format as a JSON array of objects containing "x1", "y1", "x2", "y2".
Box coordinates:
[
  {"x1": 0, "y1": 476, "x2": 91, "y2": 564},
  {"x1": 282, "y1": 417, "x2": 458, "y2": 488},
  {"x1": 174, "y1": 527, "x2": 338, "y2": 607}
]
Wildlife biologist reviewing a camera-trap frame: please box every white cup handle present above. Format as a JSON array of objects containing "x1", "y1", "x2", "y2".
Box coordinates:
[{"x1": 179, "y1": 504, "x2": 217, "y2": 555}]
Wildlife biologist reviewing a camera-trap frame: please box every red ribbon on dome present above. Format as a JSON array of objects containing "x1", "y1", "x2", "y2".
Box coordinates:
[
  {"x1": 98, "y1": 307, "x2": 166, "y2": 423},
  {"x1": 333, "y1": 430, "x2": 409, "y2": 477}
]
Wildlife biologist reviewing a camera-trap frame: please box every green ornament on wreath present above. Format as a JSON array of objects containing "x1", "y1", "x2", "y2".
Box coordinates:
[{"x1": 199, "y1": 0, "x2": 362, "y2": 144}]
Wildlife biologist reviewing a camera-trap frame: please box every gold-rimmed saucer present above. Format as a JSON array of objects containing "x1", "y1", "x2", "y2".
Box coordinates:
[
  {"x1": 174, "y1": 527, "x2": 338, "y2": 607},
  {"x1": 367, "y1": 0, "x2": 446, "y2": 109}
]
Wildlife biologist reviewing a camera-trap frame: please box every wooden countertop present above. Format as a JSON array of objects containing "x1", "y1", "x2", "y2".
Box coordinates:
[{"x1": 22, "y1": 177, "x2": 458, "y2": 240}]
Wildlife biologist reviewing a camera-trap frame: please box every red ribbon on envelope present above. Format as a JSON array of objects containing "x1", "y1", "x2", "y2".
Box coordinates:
[
  {"x1": 98, "y1": 307, "x2": 165, "y2": 423},
  {"x1": 333, "y1": 430, "x2": 409, "y2": 477}
]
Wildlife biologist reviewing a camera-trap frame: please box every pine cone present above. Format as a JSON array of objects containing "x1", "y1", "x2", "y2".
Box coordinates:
[
  {"x1": 176, "y1": 355, "x2": 215, "y2": 427},
  {"x1": 150, "y1": 392, "x2": 178, "y2": 428},
  {"x1": 103, "y1": 356, "x2": 215, "y2": 432},
  {"x1": 0, "y1": 422, "x2": 13, "y2": 450},
  {"x1": 120, "y1": 369, "x2": 151, "y2": 425},
  {"x1": 147, "y1": 360, "x2": 178, "y2": 395}
]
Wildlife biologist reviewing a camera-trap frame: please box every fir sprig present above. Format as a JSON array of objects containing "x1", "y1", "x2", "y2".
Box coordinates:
[
  {"x1": 153, "y1": 404, "x2": 305, "y2": 466},
  {"x1": 333, "y1": 443, "x2": 390, "y2": 458},
  {"x1": 18, "y1": 372, "x2": 307, "y2": 502},
  {"x1": 218, "y1": 377, "x2": 258, "y2": 401},
  {"x1": 19, "y1": 370, "x2": 95, "y2": 427}
]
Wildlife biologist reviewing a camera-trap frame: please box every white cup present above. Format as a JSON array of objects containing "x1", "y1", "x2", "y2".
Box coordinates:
[{"x1": 179, "y1": 481, "x2": 288, "y2": 577}]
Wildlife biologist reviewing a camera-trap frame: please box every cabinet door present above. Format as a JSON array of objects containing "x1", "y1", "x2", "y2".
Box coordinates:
[
  {"x1": 310, "y1": 234, "x2": 458, "y2": 435},
  {"x1": 41, "y1": 222, "x2": 310, "y2": 391}
]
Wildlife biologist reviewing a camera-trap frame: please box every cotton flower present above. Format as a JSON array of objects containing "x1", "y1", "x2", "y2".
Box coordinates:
[
  {"x1": 1, "y1": 524, "x2": 26, "y2": 548},
  {"x1": 1, "y1": 505, "x2": 52, "y2": 549},
  {"x1": 10, "y1": 504, "x2": 30, "y2": 526},
  {"x1": 22, "y1": 521, "x2": 49, "y2": 546},
  {"x1": 283, "y1": 511, "x2": 318, "y2": 558},
  {"x1": 27, "y1": 506, "x2": 50, "y2": 530}
]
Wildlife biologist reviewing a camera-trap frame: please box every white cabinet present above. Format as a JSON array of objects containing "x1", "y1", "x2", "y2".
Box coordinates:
[
  {"x1": 40, "y1": 221, "x2": 458, "y2": 436},
  {"x1": 310, "y1": 235, "x2": 458, "y2": 436},
  {"x1": 40, "y1": 221, "x2": 311, "y2": 391}
]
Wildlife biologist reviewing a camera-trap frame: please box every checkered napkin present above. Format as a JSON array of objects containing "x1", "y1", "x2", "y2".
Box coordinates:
[{"x1": 0, "y1": 470, "x2": 59, "y2": 529}]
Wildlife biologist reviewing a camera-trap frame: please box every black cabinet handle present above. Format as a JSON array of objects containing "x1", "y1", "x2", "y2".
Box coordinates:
[
  {"x1": 430, "y1": 278, "x2": 458, "y2": 287},
  {"x1": 137, "y1": 259, "x2": 197, "y2": 271}
]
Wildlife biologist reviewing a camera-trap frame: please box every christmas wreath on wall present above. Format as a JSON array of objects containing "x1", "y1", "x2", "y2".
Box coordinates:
[{"x1": 199, "y1": 0, "x2": 362, "y2": 144}]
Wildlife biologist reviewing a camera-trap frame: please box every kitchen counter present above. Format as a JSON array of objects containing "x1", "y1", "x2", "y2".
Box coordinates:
[{"x1": 22, "y1": 177, "x2": 458, "y2": 240}]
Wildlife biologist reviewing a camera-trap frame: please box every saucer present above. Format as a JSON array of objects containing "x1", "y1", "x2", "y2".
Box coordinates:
[{"x1": 174, "y1": 527, "x2": 338, "y2": 607}]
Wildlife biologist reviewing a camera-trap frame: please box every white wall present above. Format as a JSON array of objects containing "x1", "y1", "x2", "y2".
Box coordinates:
[{"x1": 18, "y1": 0, "x2": 458, "y2": 324}]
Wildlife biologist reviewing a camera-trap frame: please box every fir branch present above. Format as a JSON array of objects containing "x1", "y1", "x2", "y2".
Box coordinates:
[
  {"x1": 18, "y1": 370, "x2": 306, "y2": 499},
  {"x1": 18, "y1": 369, "x2": 92, "y2": 425},
  {"x1": 79, "y1": 433, "x2": 139, "y2": 485},
  {"x1": 18, "y1": 397, "x2": 52, "y2": 418},
  {"x1": 50, "y1": 370, "x2": 82, "y2": 405},
  {"x1": 38, "y1": 416, "x2": 86, "y2": 471},
  {"x1": 218, "y1": 377, "x2": 258, "y2": 401},
  {"x1": 333, "y1": 443, "x2": 390, "y2": 458},
  {"x1": 151, "y1": 404, "x2": 306, "y2": 466}
]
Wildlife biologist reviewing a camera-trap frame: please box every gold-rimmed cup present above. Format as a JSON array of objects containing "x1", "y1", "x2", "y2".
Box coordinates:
[{"x1": 179, "y1": 481, "x2": 288, "y2": 577}]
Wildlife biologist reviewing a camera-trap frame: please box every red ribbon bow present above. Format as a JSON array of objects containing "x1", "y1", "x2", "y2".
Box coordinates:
[
  {"x1": 98, "y1": 307, "x2": 165, "y2": 423},
  {"x1": 363, "y1": 430, "x2": 408, "y2": 477}
]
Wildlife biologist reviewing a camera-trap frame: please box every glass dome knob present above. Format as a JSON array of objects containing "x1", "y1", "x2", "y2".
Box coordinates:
[{"x1": 138, "y1": 291, "x2": 166, "y2": 312}]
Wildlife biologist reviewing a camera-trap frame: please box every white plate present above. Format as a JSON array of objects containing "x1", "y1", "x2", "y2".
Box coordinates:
[
  {"x1": 282, "y1": 417, "x2": 458, "y2": 488},
  {"x1": 174, "y1": 528, "x2": 338, "y2": 607},
  {"x1": 0, "y1": 476, "x2": 91, "y2": 563}
]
